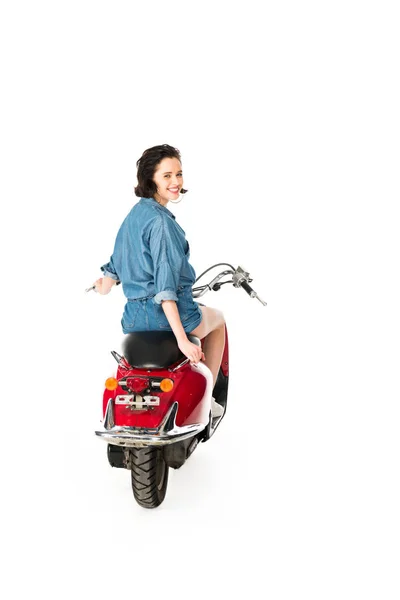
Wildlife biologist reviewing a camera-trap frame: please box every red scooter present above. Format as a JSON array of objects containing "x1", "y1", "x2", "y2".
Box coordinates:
[{"x1": 93, "y1": 264, "x2": 266, "y2": 508}]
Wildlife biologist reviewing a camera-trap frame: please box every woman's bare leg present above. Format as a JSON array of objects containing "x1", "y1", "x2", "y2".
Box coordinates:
[
  {"x1": 190, "y1": 306, "x2": 225, "y2": 387},
  {"x1": 202, "y1": 326, "x2": 225, "y2": 386}
]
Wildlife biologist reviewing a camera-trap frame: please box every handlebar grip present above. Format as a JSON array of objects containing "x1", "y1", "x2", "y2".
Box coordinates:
[{"x1": 240, "y1": 280, "x2": 255, "y2": 296}]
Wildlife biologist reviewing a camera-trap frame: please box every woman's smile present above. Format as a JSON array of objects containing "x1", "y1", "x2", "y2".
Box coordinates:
[{"x1": 153, "y1": 157, "x2": 184, "y2": 206}]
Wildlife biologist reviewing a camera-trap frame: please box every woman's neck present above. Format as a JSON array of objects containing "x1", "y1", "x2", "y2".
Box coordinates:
[{"x1": 153, "y1": 194, "x2": 169, "y2": 207}]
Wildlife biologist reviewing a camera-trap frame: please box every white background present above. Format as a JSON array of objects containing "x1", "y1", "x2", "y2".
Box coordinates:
[{"x1": 1, "y1": 1, "x2": 399, "y2": 598}]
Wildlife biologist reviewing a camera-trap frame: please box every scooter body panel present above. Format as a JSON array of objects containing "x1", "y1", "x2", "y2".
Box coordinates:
[{"x1": 101, "y1": 339, "x2": 218, "y2": 433}]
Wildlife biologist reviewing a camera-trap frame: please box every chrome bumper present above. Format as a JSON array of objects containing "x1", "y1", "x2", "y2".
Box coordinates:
[{"x1": 95, "y1": 400, "x2": 206, "y2": 447}]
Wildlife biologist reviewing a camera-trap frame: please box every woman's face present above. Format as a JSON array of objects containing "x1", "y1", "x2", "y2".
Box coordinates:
[{"x1": 153, "y1": 157, "x2": 184, "y2": 206}]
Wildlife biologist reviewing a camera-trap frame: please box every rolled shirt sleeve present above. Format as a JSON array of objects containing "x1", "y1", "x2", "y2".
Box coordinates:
[
  {"x1": 100, "y1": 256, "x2": 120, "y2": 281},
  {"x1": 149, "y1": 215, "x2": 184, "y2": 304}
]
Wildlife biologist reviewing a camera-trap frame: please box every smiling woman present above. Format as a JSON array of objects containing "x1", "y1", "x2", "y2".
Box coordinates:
[
  {"x1": 134, "y1": 144, "x2": 188, "y2": 200},
  {"x1": 152, "y1": 156, "x2": 184, "y2": 205},
  {"x1": 91, "y1": 143, "x2": 226, "y2": 391}
]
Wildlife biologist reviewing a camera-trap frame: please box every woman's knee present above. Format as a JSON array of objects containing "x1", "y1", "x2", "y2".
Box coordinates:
[
  {"x1": 202, "y1": 305, "x2": 225, "y2": 329},
  {"x1": 190, "y1": 306, "x2": 225, "y2": 337},
  {"x1": 214, "y1": 308, "x2": 225, "y2": 328}
]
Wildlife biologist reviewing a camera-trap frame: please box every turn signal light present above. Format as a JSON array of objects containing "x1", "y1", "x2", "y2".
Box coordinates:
[
  {"x1": 160, "y1": 378, "x2": 174, "y2": 392},
  {"x1": 105, "y1": 377, "x2": 119, "y2": 391}
]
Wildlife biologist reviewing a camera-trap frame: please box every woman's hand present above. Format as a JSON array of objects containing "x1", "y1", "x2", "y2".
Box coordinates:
[
  {"x1": 93, "y1": 277, "x2": 117, "y2": 295},
  {"x1": 178, "y1": 338, "x2": 205, "y2": 364},
  {"x1": 160, "y1": 300, "x2": 204, "y2": 364}
]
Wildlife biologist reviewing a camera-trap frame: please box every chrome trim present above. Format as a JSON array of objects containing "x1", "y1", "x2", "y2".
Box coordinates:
[
  {"x1": 111, "y1": 350, "x2": 129, "y2": 368},
  {"x1": 95, "y1": 401, "x2": 206, "y2": 447},
  {"x1": 232, "y1": 265, "x2": 251, "y2": 288},
  {"x1": 104, "y1": 398, "x2": 115, "y2": 430},
  {"x1": 115, "y1": 394, "x2": 160, "y2": 407},
  {"x1": 171, "y1": 358, "x2": 190, "y2": 371},
  {"x1": 192, "y1": 270, "x2": 233, "y2": 298},
  {"x1": 192, "y1": 285, "x2": 211, "y2": 298},
  {"x1": 254, "y1": 293, "x2": 267, "y2": 306}
]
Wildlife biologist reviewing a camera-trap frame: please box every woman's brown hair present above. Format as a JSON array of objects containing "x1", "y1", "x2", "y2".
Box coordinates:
[{"x1": 134, "y1": 144, "x2": 188, "y2": 198}]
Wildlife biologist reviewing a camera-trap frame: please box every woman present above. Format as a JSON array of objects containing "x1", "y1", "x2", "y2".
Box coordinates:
[{"x1": 93, "y1": 144, "x2": 225, "y2": 413}]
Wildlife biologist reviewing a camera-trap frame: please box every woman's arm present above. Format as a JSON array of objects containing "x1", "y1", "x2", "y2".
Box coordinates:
[
  {"x1": 148, "y1": 216, "x2": 203, "y2": 363},
  {"x1": 161, "y1": 300, "x2": 204, "y2": 364}
]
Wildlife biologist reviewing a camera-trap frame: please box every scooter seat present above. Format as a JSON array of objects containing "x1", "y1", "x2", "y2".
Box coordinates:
[{"x1": 122, "y1": 331, "x2": 201, "y2": 369}]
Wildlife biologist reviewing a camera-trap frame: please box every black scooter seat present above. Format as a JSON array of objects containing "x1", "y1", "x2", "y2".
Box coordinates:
[{"x1": 122, "y1": 331, "x2": 201, "y2": 369}]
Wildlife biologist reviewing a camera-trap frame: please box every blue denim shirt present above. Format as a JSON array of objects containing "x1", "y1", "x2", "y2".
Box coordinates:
[{"x1": 100, "y1": 197, "x2": 197, "y2": 304}]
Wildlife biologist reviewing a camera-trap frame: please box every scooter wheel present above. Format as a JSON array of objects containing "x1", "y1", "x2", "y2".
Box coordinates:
[{"x1": 129, "y1": 447, "x2": 169, "y2": 509}]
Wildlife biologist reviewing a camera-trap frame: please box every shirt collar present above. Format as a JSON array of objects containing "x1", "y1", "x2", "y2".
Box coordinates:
[{"x1": 141, "y1": 197, "x2": 176, "y2": 220}]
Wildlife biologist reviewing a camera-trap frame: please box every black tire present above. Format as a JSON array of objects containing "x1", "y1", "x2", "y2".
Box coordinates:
[{"x1": 130, "y1": 447, "x2": 169, "y2": 508}]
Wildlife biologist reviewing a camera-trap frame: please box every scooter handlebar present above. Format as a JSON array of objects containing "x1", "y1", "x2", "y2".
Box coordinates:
[
  {"x1": 240, "y1": 280, "x2": 255, "y2": 296},
  {"x1": 240, "y1": 279, "x2": 267, "y2": 306}
]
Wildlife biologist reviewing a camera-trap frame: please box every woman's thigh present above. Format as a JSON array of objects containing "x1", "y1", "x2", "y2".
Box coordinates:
[{"x1": 189, "y1": 305, "x2": 225, "y2": 338}]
